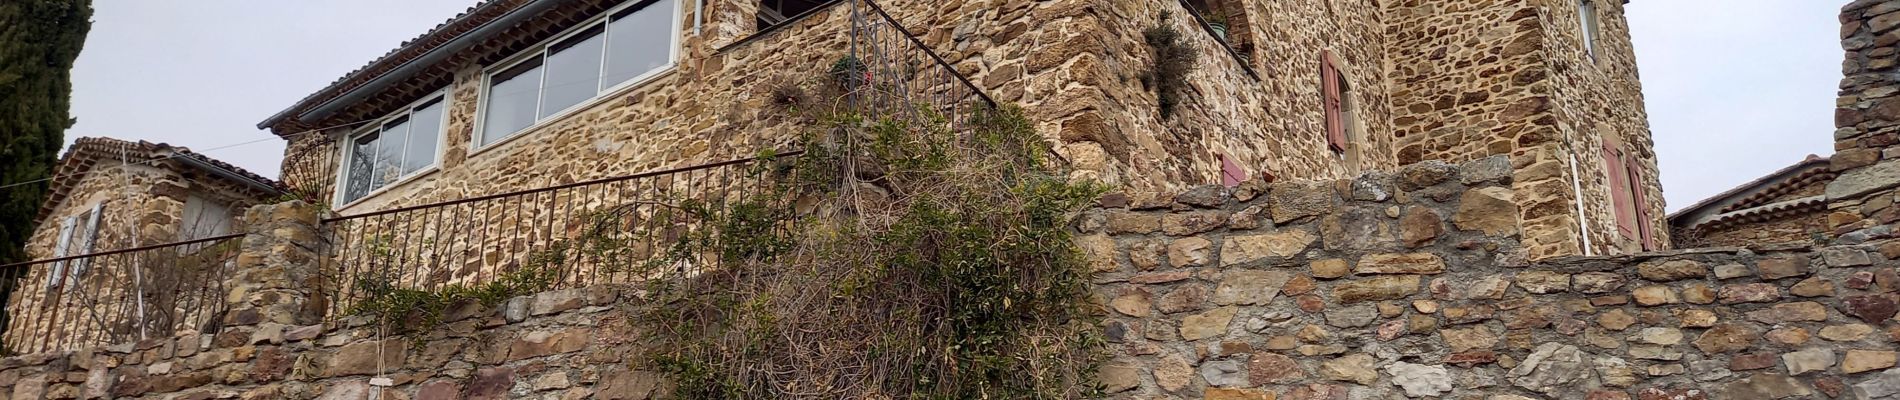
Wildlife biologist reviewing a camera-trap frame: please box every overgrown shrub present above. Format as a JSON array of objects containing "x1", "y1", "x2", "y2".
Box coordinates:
[
  {"x1": 1142, "y1": 12, "x2": 1199, "y2": 119},
  {"x1": 633, "y1": 84, "x2": 1107, "y2": 399}
]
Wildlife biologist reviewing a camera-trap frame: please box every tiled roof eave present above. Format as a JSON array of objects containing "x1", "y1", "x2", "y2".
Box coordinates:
[
  {"x1": 1693, "y1": 195, "x2": 1829, "y2": 231},
  {"x1": 35, "y1": 137, "x2": 288, "y2": 226}
]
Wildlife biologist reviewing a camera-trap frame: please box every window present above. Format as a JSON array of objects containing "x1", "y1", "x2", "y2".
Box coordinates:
[
  {"x1": 1578, "y1": 0, "x2": 1600, "y2": 59},
  {"x1": 178, "y1": 195, "x2": 234, "y2": 242},
  {"x1": 478, "y1": 0, "x2": 680, "y2": 147},
  {"x1": 48, "y1": 203, "x2": 102, "y2": 288},
  {"x1": 1320, "y1": 50, "x2": 1351, "y2": 154},
  {"x1": 1602, "y1": 143, "x2": 1655, "y2": 250},
  {"x1": 340, "y1": 94, "x2": 447, "y2": 204},
  {"x1": 758, "y1": 0, "x2": 830, "y2": 29}
]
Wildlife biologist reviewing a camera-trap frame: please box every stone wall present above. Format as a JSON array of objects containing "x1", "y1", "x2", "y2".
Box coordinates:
[
  {"x1": 1537, "y1": 0, "x2": 1668, "y2": 258},
  {"x1": 1083, "y1": 157, "x2": 1900, "y2": 399},
  {"x1": 273, "y1": 0, "x2": 1670, "y2": 263},
  {"x1": 1827, "y1": 0, "x2": 1900, "y2": 241},
  {"x1": 0, "y1": 203, "x2": 667, "y2": 400},
  {"x1": 1052, "y1": 0, "x2": 1401, "y2": 192},
  {"x1": 6, "y1": 161, "x2": 267, "y2": 354},
  {"x1": 0, "y1": 278, "x2": 662, "y2": 400},
  {"x1": 1692, "y1": 213, "x2": 1830, "y2": 249},
  {"x1": 1386, "y1": 0, "x2": 1667, "y2": 260},
  {"x1": 282, "y1": 0, "x2": 1406, "y2": 212}
]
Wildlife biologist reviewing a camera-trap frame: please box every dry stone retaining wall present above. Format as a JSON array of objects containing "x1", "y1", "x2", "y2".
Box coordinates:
[
  {"x1": 1085, "y1": 156, "x2": 1900, "y2": 399},
  {"x1": 1, "y1": 205, "x2": 668, "y2": 400},
  {"x1": 0, "y1": 284, "x2": 661, "y2": 400}
]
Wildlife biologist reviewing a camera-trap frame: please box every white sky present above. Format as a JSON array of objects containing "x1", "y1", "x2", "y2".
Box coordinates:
[{"x1": 61, "y1": 0, "x2": 1842, "y2": 212}]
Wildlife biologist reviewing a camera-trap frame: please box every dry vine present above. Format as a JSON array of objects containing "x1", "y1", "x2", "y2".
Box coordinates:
[{"x1": 628, "y1": 64, "x2": 1108, "y2": 399}]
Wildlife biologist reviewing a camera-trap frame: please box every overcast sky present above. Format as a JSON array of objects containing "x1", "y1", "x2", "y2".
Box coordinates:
[{"x1": 62, "y1": 0, "x2": 1842, "y2": 212}]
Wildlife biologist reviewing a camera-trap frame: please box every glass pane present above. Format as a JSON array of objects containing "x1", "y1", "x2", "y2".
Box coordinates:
[
  {"x1": 605, "y1": 0, "x2": 676, "y2": 87},
  {"x1": 482, "y1": 58, "x2": 543, "y2": 146},
  {"x1": 541, "y1": 25, "x2": 606, "y2": 118},
  {"x1": 374, "y1": 116, "x2": 410, "y2": 190},
  {"x1": 343, "y1": 133, "x2": 378, "y2": 203},
  {"x1": 404, "y1": 99, "x2": 444, "y2": 175}
]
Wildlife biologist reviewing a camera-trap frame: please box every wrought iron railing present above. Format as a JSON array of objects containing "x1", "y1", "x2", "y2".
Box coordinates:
[
  {"x1": 0, "y1": 0, "x2": 1003, "y2": 351},
  {"x1": 0, "y1": 234, "x2": 243, "y2": 355},
  {"x1": 280, "y1": 134, "x2": 340, "y2": 205},
  {"x1": 844, "y1": 0, "x2": 997, "y2": 128},
  {"x1": 313, "y1": 152, "x2": 800, "y2": 320}
]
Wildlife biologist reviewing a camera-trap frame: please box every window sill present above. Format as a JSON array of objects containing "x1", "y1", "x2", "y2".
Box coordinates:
[
  {"x1": 467, "y1": 66, "x2": 678, "y2": 160},
  {"x1": 334, "y1": 166, "x2": 441, "y2": 213}
]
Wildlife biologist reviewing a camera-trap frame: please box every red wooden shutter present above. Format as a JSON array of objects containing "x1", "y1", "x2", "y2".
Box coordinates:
[
  {"x1": 1321, "y1": 51, "x2": 1346, "y2": 152},
  {"x1": 1601, "y1": 144, "x2": 1636, "y2": 239},
  {"x1": 1220, "y1": 154, "x2": 1247, "y2": 187},
  {"x1": 1623, "y1": 152, "x2": 1657, "y2": 250}
]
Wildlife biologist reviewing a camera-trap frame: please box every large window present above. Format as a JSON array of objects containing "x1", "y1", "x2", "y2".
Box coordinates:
[
  {"x1": 340, "y1": 94, "x2": 447, "y2": 204},
  {"x1": 478, "y1": 0, "x2": 679, "y2": 147}
]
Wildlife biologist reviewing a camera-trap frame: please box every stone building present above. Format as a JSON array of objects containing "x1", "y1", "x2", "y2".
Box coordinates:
[
  {"x1": 3, "y1": 137, "x2": 285, "y2": 353},
  {"x1": 1669, "y1": 155, "x2": 1836, "y2": 248},
  {"x1": 260, "y1": 0, "x2": 1666, "y2": 259}
]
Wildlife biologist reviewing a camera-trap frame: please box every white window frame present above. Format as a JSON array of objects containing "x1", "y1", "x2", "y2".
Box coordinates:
[
  {"x1": 1579, "y1": 0, "x2": 1600, "y2": 60},
  {"x1": 470, "y1": 0, "x2": 684, "y2": 155},
  {"x1": 332, "y1": 90, "x2": 452, "y2": 209}
]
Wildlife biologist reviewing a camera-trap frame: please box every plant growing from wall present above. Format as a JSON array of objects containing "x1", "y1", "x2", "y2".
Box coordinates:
[
  {"x1": 346, "y1": 247, "x2": 561, "y2": 343},
  {"x1": 1142, "y1": 12, "x2": 1199, "y2": 119},
  {"x1": 628, "y1": 77, "x2": 1107, "y2": 399},
  {"x1": 830, "y1": 55, "x2": 871, "y2": 91}
]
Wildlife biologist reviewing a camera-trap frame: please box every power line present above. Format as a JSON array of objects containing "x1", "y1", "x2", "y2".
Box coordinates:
[{"x1": 0, "y1": 119, "x2": 376, "y2": 191}]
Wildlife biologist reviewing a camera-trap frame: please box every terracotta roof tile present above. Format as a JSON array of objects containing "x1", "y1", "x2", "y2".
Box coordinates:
[
  {"x1": 1668, "y1": 155, "x2": 1833, "y2": 223},
  {"x1": 259, "y1": 0, "x2": 530, "y2": 134},
  {"x1": 37, "y1": 137, "x2": 287, "y2": 225}
]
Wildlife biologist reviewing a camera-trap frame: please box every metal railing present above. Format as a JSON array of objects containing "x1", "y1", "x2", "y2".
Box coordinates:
[
  {"x1": 845, "y1": 0, "x2": 996, "y2": 127},
  {"x1": 0, "y1": 0, "x2": 1003, "y2": 350},
  {"x1": 0, "y1": 234, "x2": 243, "y2": 355},
  {"x1": 280, "y1": 135, "x2": 340, "y2": 205},
  {"x1": 314, "y1": 152, "x2": 800, "y2": 320}
]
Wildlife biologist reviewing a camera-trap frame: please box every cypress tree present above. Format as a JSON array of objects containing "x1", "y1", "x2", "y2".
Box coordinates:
[{"x1": 0, "y1": 0, "x2": 92, "y2": 265}]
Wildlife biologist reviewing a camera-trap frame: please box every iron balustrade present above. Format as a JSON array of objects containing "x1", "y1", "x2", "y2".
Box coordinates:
[
  {"x1": 0, "y1": 0, "x2": 1002, "y2": 352},
  {"x1": 0, "y1": 234, "x2": 243, "y2": 355},
  {"x1": 313, "y1": 152, "x2": 801, "y2": 320}
]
